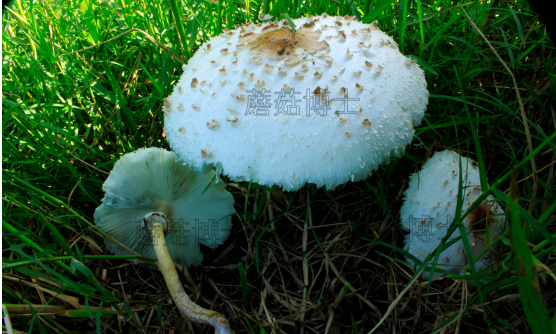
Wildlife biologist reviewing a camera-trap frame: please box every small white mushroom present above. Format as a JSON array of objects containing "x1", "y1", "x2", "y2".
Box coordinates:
[{"x1": 400, "y1": 150, "x2": 506, "y2": 279}]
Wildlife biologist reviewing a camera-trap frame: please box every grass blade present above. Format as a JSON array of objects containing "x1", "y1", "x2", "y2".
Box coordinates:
[
  {"x1": 508, "y1": 167, "x2": 553, "y2": 333},
  {"x1": 238, "y1": 262, "x2": 250, "y2": 302}
]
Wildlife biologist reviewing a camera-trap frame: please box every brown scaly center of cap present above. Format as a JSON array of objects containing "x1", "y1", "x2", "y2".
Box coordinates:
[
  {"x1": 467, "y1": 202, "x2": 495, "y2": 238},
  {"x1": 238, "y1": 26, "x2": 329, "y2": 63}
]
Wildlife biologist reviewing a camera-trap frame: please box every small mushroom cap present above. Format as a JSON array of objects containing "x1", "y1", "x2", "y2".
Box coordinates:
[
  {"x1": 94, "y1": 148, "x2": 235, "y2": 267},
  {"x1": 399, "y1": 150, "x2": 505, "y2": 279},
  {"x1": 164, "y1": 15, "x2": 429, "y2": 191}
]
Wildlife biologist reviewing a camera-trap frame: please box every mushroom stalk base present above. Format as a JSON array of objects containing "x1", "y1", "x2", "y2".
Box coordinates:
[{"x1": 151, "y1": 221, "x2": 232, "y2": 334}]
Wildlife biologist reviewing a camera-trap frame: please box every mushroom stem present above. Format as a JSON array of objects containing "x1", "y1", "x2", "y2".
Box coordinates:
[
  {"x1": 149, "y1": 216, "x2": 232, "y2": 334},
  {"x1": 154, "y1": 201, "x2": 175, "y2": 217}
]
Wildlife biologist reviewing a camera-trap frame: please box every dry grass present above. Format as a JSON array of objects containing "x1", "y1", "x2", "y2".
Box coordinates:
[{"x1": 4, "y1": 171, "x2": 533, "y2": 333}]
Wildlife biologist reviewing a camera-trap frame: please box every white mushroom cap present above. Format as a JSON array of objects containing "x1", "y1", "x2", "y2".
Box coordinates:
[
  {"x1": 164, "y1": 15, "x2": 429, "y2": 191},
  {"x1": 399, "y1": 150, "x2": 505, "y2": 279},
  {"x1": 94, "y1": 147, "x2": 235, "y2": 267}
]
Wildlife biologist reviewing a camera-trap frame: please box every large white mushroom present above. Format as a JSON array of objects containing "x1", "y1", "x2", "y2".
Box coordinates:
[
  {"x1": 164, "y1": 14, "x2": 429, "y2": 191},
  {"x1": 94, "y1": 148, "x2": 234, "y2": 333},
  {"x1": 399, "y1": 150, "x2": 506, "y2": 279}
]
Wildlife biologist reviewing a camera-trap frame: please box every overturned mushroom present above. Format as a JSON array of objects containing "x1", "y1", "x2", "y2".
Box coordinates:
[
  {"x1": 94, "y1": 148, "x2": 234, "y2": 333},
  {"x1": 164, "y1": 15, "x2": 429, "y2": 191},
  {"x1": 399, "y1": 150, "x2": 505, "y2": 279}
]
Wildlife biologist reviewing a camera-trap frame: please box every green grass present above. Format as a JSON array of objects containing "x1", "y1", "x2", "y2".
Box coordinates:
[{"x1": 2, "y1": 0, "x2": 556, "y2": 333}]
